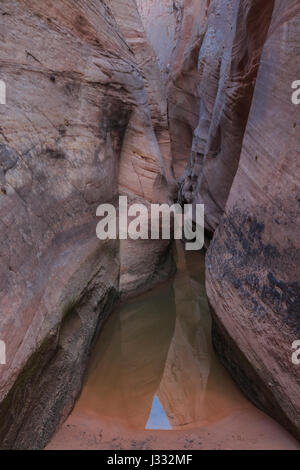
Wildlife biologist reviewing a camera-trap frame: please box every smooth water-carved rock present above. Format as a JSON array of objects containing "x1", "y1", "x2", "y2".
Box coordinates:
[
  {"x1": 136, "y1": 0, "x2": 183, "y2": 77},
  {"x1": 108, "y1": 0, "x2": 176, "y2": 297},
  {"x1": 1, "y1": 0, "x2": 299, "y2": 449},
  {"x1": 109, "y1": 0, "x2": 174, "y2": 184},
  {"x1": 206, "y1": 0, "x2": 300, "y2": 439},
  {"x1": 137, "y1": 0, "x2": 207, "y2": 178},
  {"x1": 0, "y1": 0, "x2": 173, "y2": 449},
  {"x1": 140, "y1": 0, "x2": 300, "y2": 440},
  {"x1": 179, "y1": 0, "x2": 275, "y2": 232}
]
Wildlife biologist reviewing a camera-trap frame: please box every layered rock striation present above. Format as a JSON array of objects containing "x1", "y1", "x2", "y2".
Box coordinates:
[
  {"x1": 206, "y1": 0, "x2": 300, "y2": 439},
  {"x1": 0, "y1": 0, "x2": 174, "y2": 449},
  {"x1": 140, "y1": 0, "x2": 300, "y2": 439},
  {"x1": 0, "y1": 0, "x2": 299, "y2": 449}
]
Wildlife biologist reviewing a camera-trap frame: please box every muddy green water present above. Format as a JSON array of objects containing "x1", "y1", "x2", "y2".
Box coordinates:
[{"x1": 77, "y1": 246, "x2": 250, "y2": 432}]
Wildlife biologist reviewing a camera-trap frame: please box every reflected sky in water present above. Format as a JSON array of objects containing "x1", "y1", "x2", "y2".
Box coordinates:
[
  {"x1": 146, "y1": 396, "x2": 171, "y2": 430},
  {"x1": 76, "y1": 244, "x2": 247, "y2": 431}
]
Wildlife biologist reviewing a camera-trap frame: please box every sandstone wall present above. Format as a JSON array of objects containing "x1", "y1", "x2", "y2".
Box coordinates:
[
  {"x1": 0, "y1": 0, "x2": 173, "y2": 449},
  {"x1": 138, "y1": 0, "x2": 300, "y2": 439},
  {"x1": 136, "y1": 0, "x2": 183, "y2": 77},
  {"x1": 108, "y1": 0, "x2": 176, "y2": 297},
  {"x1": 206, "y1": 0, "x2": 300, "y2": 439},
  {"x1": 179, "y1": 0, "x2": 275, "y2": 232},
  {"x1": 1, "y1": 0, "x2": 299, "y2": 448},
  {"x1": 137, "y1": 0, "x2": 210, "y2": 178}
]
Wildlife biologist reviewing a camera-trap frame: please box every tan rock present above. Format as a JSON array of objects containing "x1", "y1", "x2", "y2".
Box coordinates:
[
  {"x1": 0, "y1": 0, "x2": 173, "y2": 448},
  {"x1": 137, "y1": 0, "x2": 208, "y2": 179},
  {"x1": 108, "y1": 0, "x2": 176, "y2": 297},
  {"x1": 141, "y1": 0, "x2": 300, "y2": 440},
  {"x1": 179, "y1": 0, "x2": 275, "y2": 232},
  {"x1": 206, "y1": 0, "x2": 300, "y2": 439}
]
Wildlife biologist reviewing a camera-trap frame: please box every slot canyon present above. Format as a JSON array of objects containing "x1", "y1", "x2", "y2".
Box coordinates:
[{"x1": 0, "y1": 0, "x2": 299, "y2": 451}]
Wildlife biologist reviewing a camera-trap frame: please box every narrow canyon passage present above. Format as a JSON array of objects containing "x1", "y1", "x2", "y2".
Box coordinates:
[
  {"x1": 48, "y1": 246, "x2": 299, "y2": 450},
  {"x1": 0, "y1": 0, "x2": 299, "y2": 451}
]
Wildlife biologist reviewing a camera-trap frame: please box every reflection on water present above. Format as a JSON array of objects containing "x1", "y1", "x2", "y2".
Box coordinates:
[
  {"x1": 146, "y1": 396, "x2": 171, "y2": 430},
  {"x1": 77, "y1": 243, "x2": 248, "y2": 431}
]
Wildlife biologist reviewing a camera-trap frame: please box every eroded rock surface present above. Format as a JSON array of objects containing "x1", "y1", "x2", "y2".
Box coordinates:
[
  {"x1": 206, "y1": 0, "x2": 300, "y2": 439},
  {"x1": 139, "y1": 0, "x2": 300, "y2": 440},
  {"x1": 137, "y1": 0, "x2": 209, "y2": 178},
  {"x1": 0, "y1": 0, "x2": 173, "y2": 449},
  {"x1": 177, "y1": 0, "x2": 275, "y2": 232},
  {"x1": 0, "y1": 0, "x2": 299, "y2": 449}
]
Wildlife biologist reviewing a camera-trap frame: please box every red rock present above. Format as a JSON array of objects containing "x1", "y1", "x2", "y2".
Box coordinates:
[
  {"x1": 0, "y1": 0, "x2": 299, "y2": 449},
  {"x1": 206, "y1": 0, "x2": 300, "y2": 440},
  {"x1": 0, "y1": 0, "x2": 173, "y2": 449}
]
